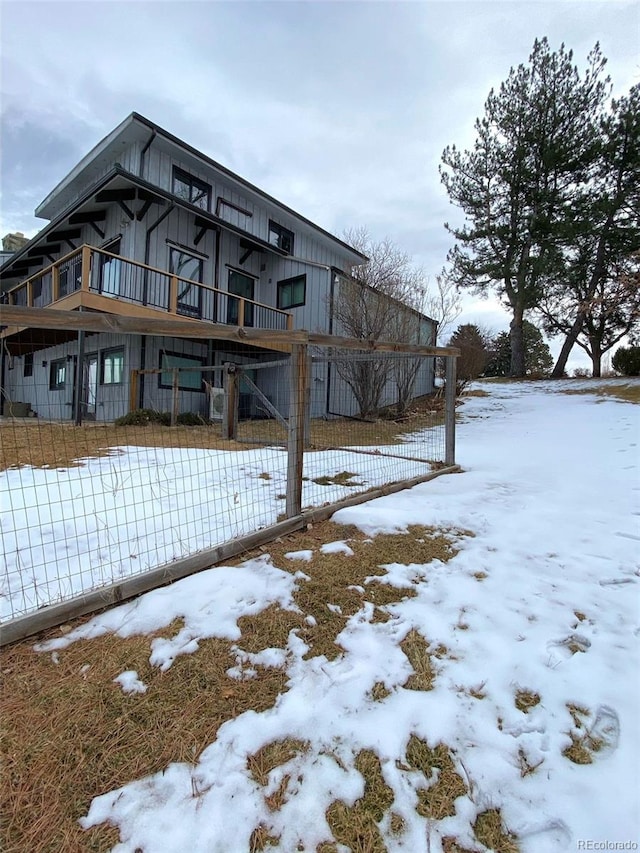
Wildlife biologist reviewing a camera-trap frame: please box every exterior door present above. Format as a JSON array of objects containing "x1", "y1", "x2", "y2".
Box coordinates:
[
  {"x1": 227, "y1": 269, "x2": 254, "y2": 326},
  {"x1": 83, "y1": 354, "x2": 98, "y2": 419}
]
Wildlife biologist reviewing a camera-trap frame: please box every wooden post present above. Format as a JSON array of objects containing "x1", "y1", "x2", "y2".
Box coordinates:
[
  {"x1": 286, "y1": 313, "x2": 294, "y2": 331},
  {"x1": 286, "y1": 344, "x2": 308, "y2": 518},
  {"x1": 129, "y1": 370, "x2": 138, "y2": 413},
  {"x1": 222, "y1": 362, "x2": 238, "y2": 440},
  {"x1": 27, "y1": 281, "x2": 34, "y2": 307},
  {"x1": 169, "y1": 276, "x2": 178, "y2": 314},
  {"x1": 74, "y1": 330, "x2": 85, "y2": 426},
  {"x1": 445, "y1": 355, "x2": 457, "y2": 466},
  {"x1": 237, "y1": 298, "x2": 245, "y2": 328},
  {"x1": 52, "y1": 263, "x2": 60, "y2": 302},
  {"x1": 171, "y1": 369, "x2": 179, "y2": 426},
  {"x1": 303, "y1": 351, "x2": 312, "y2": 448},
  {"x1": 80, "y1": 246, "x2": 92, "y2": 292}
]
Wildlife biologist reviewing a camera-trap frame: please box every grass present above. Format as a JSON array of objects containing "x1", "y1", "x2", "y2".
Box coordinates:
[
  {"x1": 405, "y1": 737, "x2": 468, "y2": 820},
  {"x1": 1, "y1": 519, "x2": 473, "y2": 851},
  {"x1": 560, "y1": 380, "x2": 640, "y2": 405},
  {"x1": 514, "y1": 689, "x2": 541, "y2": 713}
]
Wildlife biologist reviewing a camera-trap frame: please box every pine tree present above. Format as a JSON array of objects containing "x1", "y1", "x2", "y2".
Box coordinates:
[{"x1": 440, "y1": 38, "x2": 609, "y2": 377}]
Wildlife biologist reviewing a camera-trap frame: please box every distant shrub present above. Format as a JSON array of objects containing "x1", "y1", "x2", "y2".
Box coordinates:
[
  {"x1": 115, "y1": 409, "x2": 171, "y2": 427},
  {"x1": 612, "y1": 346, "x2": 640, "y2": 377},
  {"x1": 572, "y1": 367, "x2": 591, "y2": 378}
]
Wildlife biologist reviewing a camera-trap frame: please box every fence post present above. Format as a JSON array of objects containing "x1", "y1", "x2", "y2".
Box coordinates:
[
  {"x1": 303, "y1": 351, "x2": 312, "y2": 448},
  {"x1": 129, "y1": 370, "x2": 138, "y2": 413},
  {"x1": 74, "y1": 328, "x2": 85, "y2": 426},
  {"x1": 286, "y1": 344, "x2": 308, "y2": 518},
  {"x1": 171, "y1": 369, "x2": 179, "y2": 426},
  {"x1": 222, "y1": 362, "x2": 238, "y2": 440},
  {"x1": 445, "y1": 355, "x2": 457, "y2": 466}
]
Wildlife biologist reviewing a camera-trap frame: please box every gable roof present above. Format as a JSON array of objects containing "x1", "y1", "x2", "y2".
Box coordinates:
[{"x1": 35, "y1": 113, "x2": 367, "y2": 263}]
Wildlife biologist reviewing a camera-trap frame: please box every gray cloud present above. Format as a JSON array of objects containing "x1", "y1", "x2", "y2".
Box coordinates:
[{"x1": 1, "y1": 0, "x2": 637, "y2": 367}]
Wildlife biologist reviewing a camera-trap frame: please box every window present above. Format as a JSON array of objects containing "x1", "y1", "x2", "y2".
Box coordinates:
[
  {"x1": 24, "y1": 353, "x2": 33, "y2": 377},
  {"x1": 268, "y1": 221, "x2": 294, "y2": 254},
  {"x1": 49, "y1": 358, "x2": 66, "y2": 390},
  {"x1": 159, "y1": 351, "x2": 205, "y2": 391},
  {"x1": 100, "y1": 348, "x2": 124, "y2": 384},
  {"x1": 99, "y1": 238, "x2": 122, "y2": 297},
  {"x1": 277, "y1": 274, "x2": 306, "y2": 310},
  {"x1": 227, "y1": 269, "x2": 255, "y2": 326},
  {"x1": 169, "y1": 247, "x2": 203, "y2": 318},
  {"x1": 172, "y1": 167, "x2": 211, "y2": 211}
]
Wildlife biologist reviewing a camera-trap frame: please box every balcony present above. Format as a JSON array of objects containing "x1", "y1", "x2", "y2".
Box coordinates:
[{"x1": 3, "y1": 245, "x2": 293, "y2": 332}]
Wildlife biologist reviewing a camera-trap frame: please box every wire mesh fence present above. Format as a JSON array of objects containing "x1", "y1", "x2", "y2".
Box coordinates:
[{"x1": 0, "y1": 308, "x2": 457, "y2": 639}]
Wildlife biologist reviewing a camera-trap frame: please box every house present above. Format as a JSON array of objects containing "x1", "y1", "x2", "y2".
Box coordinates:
[{"x1": 0, "y1": 113, "x2": 436, "y2": 422}]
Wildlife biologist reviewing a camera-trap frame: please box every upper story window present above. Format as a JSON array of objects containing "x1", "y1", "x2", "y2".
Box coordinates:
[
  {"x1": 268, "y1": 220, "x2": 294, "y2": 254},
  {"x1": 277, "y1": 274, "x2": 306, "y2": 310},
  {"x1": 172, "y1": 167, "x2": 211, "y2": 211}
]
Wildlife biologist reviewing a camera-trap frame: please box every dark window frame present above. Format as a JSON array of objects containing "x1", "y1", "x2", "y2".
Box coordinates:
[
  {"x1": 277, "y1": 274, "x2": 306, "y2": 310},
  {"x1": 268, "y1": 220, "x2": 294, "y2": 254},
  {"x1": 100, "y1": 347, "x2": 125, "y2": 385},
  {"x1": 158, "y1": 350, "x2": 206, "y2": 393},
  {"x1": 172, "y1": 166, "x2": 212, "y2": 211},
  {"x1": 169, "y1": 246, "x2": 204, "y2": 319},
  {"x1": 49, "y1": 358, "x2": 66, "y2": 390},
  {"x1": 227, "y1": 268, "x2": 256, "y2": 327},
  {"x1": 24, "y1": 353, "x2": 33, "y2": 377}
]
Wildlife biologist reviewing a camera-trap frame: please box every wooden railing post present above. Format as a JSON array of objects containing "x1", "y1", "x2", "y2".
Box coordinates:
[
  {"x1": 445, "y1": 355, "x2": 457, "y2": 466},
  {"x1": 286, "y1": 344, "x2": 308, "y2": 518},
  {"x1": 26, "y1": 281, "x2": 34, "y2": 307},
  {"x1": 222, "y1": 363, "x2": 238, "y2": 440},
  {"x1": 169, "y1": 276, "x2": 178, "y2": 314},
  {"x1": 286, "y1": 313, "x2": 294, "y2": 331},
  {"x1": 52, "y1": 264, "x2": 60, "y2": 302},
  {"x1": 80, "y1": 246, "x2": 92, "y2": 292},
  {"x1": 237, "y1": 298, "x2": 245, "y2": 328}
]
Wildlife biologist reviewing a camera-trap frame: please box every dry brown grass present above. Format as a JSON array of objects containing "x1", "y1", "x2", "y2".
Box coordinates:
[
  {"x1": 247, "y1": 738, "x2": 308, "y2": 788},
  {"x1": 562, "y1": 704, "x2": 603, "y2": 765},
  {"x1": 325, "y1": 749, "x2": 394, "y2": 853},
  {"x1": 514, "y1": 689, "x2": 541, "y2": 713},
  {"x1": 561, "y1": 381, "x2": 640, "y2": 404},
  {"x1": 473, "y1": 808, "x2": 519, "y2": 853},
  {"x1": 400, "y1": 630, "x2": 436, "y2": 691},
  {"x1": 0, "y1": 628, "x2": 288, "y2": 852},
  {"x1": 0, "y1": 398, "x2": 445, "y2": 471},
  {"x1": 405, "y1": 737, "x2": 467, "y2": 820},
  {"x1": 1, "y1": 519, "x2": 466, "y2": 851}
]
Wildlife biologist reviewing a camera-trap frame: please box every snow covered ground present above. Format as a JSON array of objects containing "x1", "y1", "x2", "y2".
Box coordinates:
[
  {"x1": 1, "y1": 434, "x2": 437, "y2": 620},
  {"x1": 35, "y1": 380, "x2": 640, "y2": 850}
]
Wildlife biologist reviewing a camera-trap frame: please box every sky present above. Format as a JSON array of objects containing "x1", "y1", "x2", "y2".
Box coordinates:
[{"x1": 1, "y1": 0, "x2": 638, "y2": 367}]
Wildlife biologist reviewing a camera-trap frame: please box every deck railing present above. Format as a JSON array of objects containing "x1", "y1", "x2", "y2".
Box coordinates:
[{"x1": 4, "y1": 245, "x2": 293, "y2": 331}]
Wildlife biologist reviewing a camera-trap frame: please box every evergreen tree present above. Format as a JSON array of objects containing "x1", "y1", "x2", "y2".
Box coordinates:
[
  {"x1": 441, "y1": 38, "x2": 609, "y2": 377},
  {"x1": 537, "y1": 84, "x2": 640, "y2": 376},
  {"x1": 448, "y1": 324, "x2": 489, "y2": 390},
  {"x1": 485, "y1": 321, "x2": 553, "y2": 377}
]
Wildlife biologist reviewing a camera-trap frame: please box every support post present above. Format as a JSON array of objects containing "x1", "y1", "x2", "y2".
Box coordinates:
[
  {"x1": 129, "y1": 370, "x2": 138, "y2": 413},
  {"x1": 171, "y1": 368, "x2": 179, "y2": 426},
  {"x1": 303, "y1": 351, "x2": 312, "y2": 448},
  {"x1": 286, "y1": 344, "x2": 308, "y2": 518},
  {"x1": 74, "y1": 329, "x2": 85, "y2": 426},
  {"x1": 51, "y1": 264, "x2": 60, "y2": 302},
  {"x1": 445, "y1": 355, "x2": 457, "y2": 466},
  {"x1": 222, "y1": 362, "x2": 238, "y2": 440},
  {"x1": 237, "y1": 298, "x2": 245, "y2": 328},
  {"x1": 169, "y1": 276, "x2": 178, "y2": 314}
]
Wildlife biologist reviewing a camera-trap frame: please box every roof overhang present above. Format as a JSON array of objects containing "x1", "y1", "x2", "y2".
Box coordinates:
[{"x1": 1, "y1": 168, "x2": 290, "y2": 290}]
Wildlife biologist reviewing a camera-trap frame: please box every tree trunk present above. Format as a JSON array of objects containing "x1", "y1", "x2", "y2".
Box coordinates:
[
  {"x1": 590, "y1": 339, "x2": 602, "y2": 378},
  {"x1": 509, "y1": 314, "x2": 526, "y2": 377},
  {"x1": 551, "y1": 314, "x2": 584, "y2": 378}
]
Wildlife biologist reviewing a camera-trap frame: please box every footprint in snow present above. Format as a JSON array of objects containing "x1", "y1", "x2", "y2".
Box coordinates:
[{"x1": 546, "y1": 634, "x2": 591, "y2": 667}]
